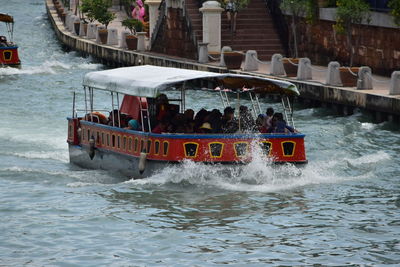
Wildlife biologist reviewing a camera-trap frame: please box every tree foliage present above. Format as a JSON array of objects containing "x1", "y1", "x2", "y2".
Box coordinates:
[
  {"x1": 80, "y1": 0, "x2": 115, "y2": 28},
  {"x1": 388, "y1": 0, "x2": 400, "y2": 26}
]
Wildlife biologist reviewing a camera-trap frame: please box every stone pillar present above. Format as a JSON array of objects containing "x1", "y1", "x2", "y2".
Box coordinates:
[
  {"x1": 137, "y1": 32, "x2": 147, "y2": 51},
  {"x1": 200, "y1": 1, "x2": 224, "y2": 53},
  {"x1": 357, "y1": 66, "x2": 373, "y2": 90},
  {"x1": 326, "y1": 61, "x2": 342, "y2": 86},
  {"x1": 389, "y1": 71, "x2": 400, "y2": 95},
  {"x1": 270, "y1": 54, "x2": 285, "y2": 76},
  {"x1": 147, "y1": 0, "x2": 162, "y2": 40},
  {"x1": 243, "y1": 50, "x2": 259, "y2": 71}
]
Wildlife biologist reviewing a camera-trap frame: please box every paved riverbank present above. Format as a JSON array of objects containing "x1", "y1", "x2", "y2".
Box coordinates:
[{"x1": 45, "y1": 0, "x2": 400, "y2": 119}]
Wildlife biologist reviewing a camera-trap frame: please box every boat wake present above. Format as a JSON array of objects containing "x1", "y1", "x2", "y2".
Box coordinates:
[
  {"x1": 124, "y1": 150, "x2": 386, "y2": 193},
  {"x1": 0, "y1": 59, "x2": 102, "y2": 76}
]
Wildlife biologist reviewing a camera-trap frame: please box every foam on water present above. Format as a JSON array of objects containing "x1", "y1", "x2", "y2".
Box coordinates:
[
  {"x1": 124, "y1": 143, "x2": 378, "y2": 193},
  {"x1": 3, "y1": 151, "x2": 69, "y2": 163},
  {"x1": 0, "y1": 60, "x2": 102, "y2": 76}
]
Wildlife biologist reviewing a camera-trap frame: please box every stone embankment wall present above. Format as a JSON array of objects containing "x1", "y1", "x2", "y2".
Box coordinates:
[{"x1": 294, "y1": 17, "x2": 400, "y2": 76}]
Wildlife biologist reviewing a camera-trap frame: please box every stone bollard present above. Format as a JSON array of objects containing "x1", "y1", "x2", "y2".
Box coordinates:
[
  {"x1": 243, "y1": 50, "x2": 259, "y2": 71},
  {"x1": 357, "y1": 66, "x2": 373, "y2": 90},
  {"x1": 198, "y1": 42, "x2": 209, "y2": 63},
  {"x1": 119, "y1": 30, "x2": 130, "y2": 49},
  {"x1": 96, "y1": 25, "x2": 105, "y2": 44},
  {"x1": 389, "y1": 71, "x2": 400, "y2": 95},
  {"x1": 87, "y1": 23, "x2": 97, "y2": 39},
  {"x1": 326, "y1": 61, "x2": 342, "y2": 86},
  {"x1": 137, "y1": 32, "x2": 146, "y2": 51},
  {"x1": 79, "y1": 22, "x2": 87, "y2": 37},
  {"x1": 200, "y1": 1, "x2": 224, "y2": 53},
  {"x1": 219, "y1": 46, "x2": 232, "y2": 67},
  {"x1": 107, "y1": 28, "x2": 119, "y2": 45},
  {"x1": 270, "y1": 54, "x2": 285, "y2": 76},
  {"x1": 297, "y1": 58, "x2": 312, "y2": 80}
]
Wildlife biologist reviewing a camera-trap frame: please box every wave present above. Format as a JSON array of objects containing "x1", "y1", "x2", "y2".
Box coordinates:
[
  {"x1": 0, "y1": 60, "x2": 102, "y2": 76},
  {"x1": 3, "y1": 151, "x2": 69, "y2": 163}
]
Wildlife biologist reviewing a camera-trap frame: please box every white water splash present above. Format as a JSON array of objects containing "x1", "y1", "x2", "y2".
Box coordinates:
[
  {"x1": 0, "y1": 60, "x2": 102, "y2": 76},
  {"x1": 345, "y1": 150, "x2": 391, "y2": 166}
]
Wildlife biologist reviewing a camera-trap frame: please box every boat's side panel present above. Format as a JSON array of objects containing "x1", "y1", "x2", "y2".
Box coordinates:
[
  {"x1": 0, "y1": 46, "x2": 20, "y2": 66},
  {"x1": 71, "y1": 119, "x2": 307, "y2": 164},
  {"x1": 69, "y1": 144, "x2": 171, "y2": 178}
]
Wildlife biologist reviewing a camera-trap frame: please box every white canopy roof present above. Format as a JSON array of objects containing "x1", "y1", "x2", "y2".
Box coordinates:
[{"x1": 83, "y1": 65, "x2": 299, "y2": 97}]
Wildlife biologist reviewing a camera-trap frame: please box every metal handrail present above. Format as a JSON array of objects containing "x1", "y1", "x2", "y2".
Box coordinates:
[
  {"x1": 265, "y1": 0, "x2": 289, "y2": 56},
  {"x1": 183, "y1": 0, "x2": 198, "y2": 58},
  {"x1": 150, "y1": 0, "x2": 166, "y2": 48}
]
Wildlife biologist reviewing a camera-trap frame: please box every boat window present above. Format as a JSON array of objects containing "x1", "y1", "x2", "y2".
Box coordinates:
[
  {"x1": 282, "y1": 141, "x2": 296, "y2": 157},
  {"x1": 147, "y1": 140, "x2": 152, "y2": 154},
  {"x1": 209, "y1": 142, "x2": 224, "y2": 158},
  {"x1": 3, "y1": 51, "x2": 12, "y2": 61},
  {"x1": 134, "y1": 138, "x2": 138, "y2": 152},
  {"x1": 68, "y1": 124, "x2": 72, "y2": 138},
  {"x1": 123, "y1": 136, "x2": 127, "y2": 150},
  {"x1": 112, "y1": 134, "x2": 116, "y2": 147},
  {"x1": 87, "y1": 129, "x2": 90, "y2": 141},
  {"x1": 234, "y1": 142, "x2": 248, "y2": 157},
  {"x1": 140, "y1": 139, "x2": 145, "y2": 152},
  {"x1": 107, "y1": 134, "x2": 110, "y2": 147},
  {"x1": 163, "y1": 141, "x2": 169, "y2": 156},
  {"x1": 184, "y1": 142, "x2": 199, "y2": 158},
  {"x1": 117, "y1": 135, "x2": 121, "y2": 149},
  {"x1": 96, "y1": 132, "x2": 100, "y2": 145},
  {"x1": 128, "y1": 137, "x2": 132, "y2": 152},
  {"x1": 102, "y1": 132, "x2": 105, "y2": 145},
  {"x1": 259, "y1": 141, "x2": 272, "y2": 156},
  {"x1": 154, "y1": 140, "x2": 160, "y2": 155}
]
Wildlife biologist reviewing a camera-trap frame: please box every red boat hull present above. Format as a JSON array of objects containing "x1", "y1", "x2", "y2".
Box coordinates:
[
  {"x1": 67, "y1": 118, "x2": 307, "y2": 178},
  {"x1": 0, "y1": 46, "x2": 20, "y2": 66}
]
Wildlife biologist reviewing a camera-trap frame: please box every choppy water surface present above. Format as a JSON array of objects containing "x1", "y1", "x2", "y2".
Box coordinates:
[{"x1": 1, "y1": 1, "x2": 400, "y2": 265}]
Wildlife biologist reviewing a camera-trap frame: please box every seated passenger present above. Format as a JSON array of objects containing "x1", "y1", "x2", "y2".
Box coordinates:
[
  {"x1": 269, "y1": 113, "x2": 296, "y2": 134},
  {"x1": 239, "y1": 105, "x2": 255, "y2": 132},
  {"x1": 151, "y1": 117, "x2": 170, "y2": 134},
  {"x1": 194, "y1": 108, "x2": 209, "y2": 131},
  {"x1": 83, "y1": 112, "x2": 108, "y2": 124},
  {"x1": 155, "y1": 93, "x2": 170, "y2": 122},
  {"x1": 171, "y1": 113, "x2": 186, "y2": 133},
  {"x1": 0, "y1": 36, "x2": 8, "y2": 47},
  {"x1": 221, "y1": 106, "x2": 238, "y2": 133},
  {"x1": 198, "y1": 122, "x2": 212, "y2": 134},
  {"x1": 263, "y1": 107, "x2": 274, "y2": 130},
  {"x1": 125, "y1": 119, "x2": 141, "y2": 131},
  {"x1": 208, "y1": 109, "x2": 222, "y2": 133},
  {"x1": 256, "y1": 114, "x2": 266, "y2": 132}
]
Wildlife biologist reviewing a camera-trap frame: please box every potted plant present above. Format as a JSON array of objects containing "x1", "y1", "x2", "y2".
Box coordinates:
[
  {"x1": 223, "y1": 51, "x2": 244, "y2": 69},
  {"x1": 334, "y1": 0, "x2": 370, "y2": 86},
  {"x1": 122, "y1": 18, "x2": 144, "y2": 50},
  {"x1": 90, "y1": 0, "x2": 116, "y2": 44}
]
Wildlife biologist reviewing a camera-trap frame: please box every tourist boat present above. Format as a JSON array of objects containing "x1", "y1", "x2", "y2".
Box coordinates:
[
  {"x1": 0, "y1": 13, "x2": 21, "y2": 67},
  {"x1": 67, "y1": 65, "x2": 307, "y2": 178}
]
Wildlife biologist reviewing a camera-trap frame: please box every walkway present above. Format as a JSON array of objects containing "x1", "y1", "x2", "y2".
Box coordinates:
[{"x1": 46, "y1": 0, "x2": 400, "y2": 118}]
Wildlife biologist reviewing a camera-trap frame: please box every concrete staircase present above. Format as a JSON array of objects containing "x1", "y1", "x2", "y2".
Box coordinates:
[{"x1": 185, "y1": 0, "x2": 284, "y2": 60}]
